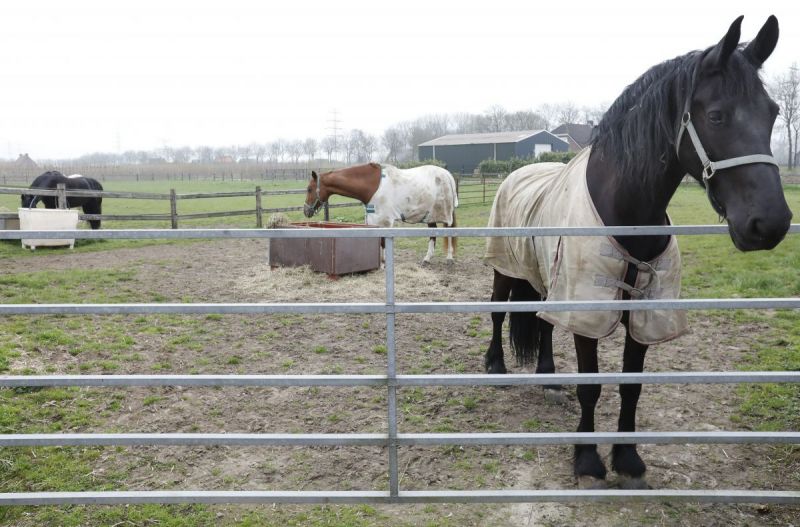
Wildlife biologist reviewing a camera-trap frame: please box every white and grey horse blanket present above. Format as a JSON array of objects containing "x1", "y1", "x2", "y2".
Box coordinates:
[
  {"x1": 365, "y1": 165, "x2": 458, "y2": 227},
  {"x1": 485, "y1": 148, "x2": 688, "y2": 345}
]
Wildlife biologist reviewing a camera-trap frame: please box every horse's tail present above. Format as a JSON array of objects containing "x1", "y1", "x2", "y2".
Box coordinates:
[
  {"x1": 443, "y1": 210, "x2": 457, "y2": 255},
  {"x1": 509, "y1": 278, "x2": 540, "y2": 366}
]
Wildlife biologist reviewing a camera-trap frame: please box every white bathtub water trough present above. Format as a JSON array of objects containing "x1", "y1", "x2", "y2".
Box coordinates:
[{"x1": 18, "y1": 208, "x2": 80, "y2": 250}]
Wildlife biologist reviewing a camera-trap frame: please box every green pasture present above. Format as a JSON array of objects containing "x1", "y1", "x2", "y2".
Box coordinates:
[{"x1": 0, "y1": 181, "x2": 798, "y2": 525}]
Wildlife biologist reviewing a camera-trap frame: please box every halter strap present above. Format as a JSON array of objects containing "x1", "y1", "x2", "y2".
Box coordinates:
[
  {"x1": 675, "y1": 54, "x2": 779, "y2": 218},
  {"x1": 303, "y1": 175, "x2": 324, "y2": 217}
]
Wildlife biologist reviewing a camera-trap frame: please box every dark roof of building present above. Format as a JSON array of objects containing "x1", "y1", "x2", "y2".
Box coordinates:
[
  {"x1": 15, "y1": 153, "x2": 38, "y2": 168},
  {"x1": 419, "y1": 130, "x2": 559, "y2": 147},
  {"x1": 550, "y1": 123, "x2": 594, "y2": 148}
]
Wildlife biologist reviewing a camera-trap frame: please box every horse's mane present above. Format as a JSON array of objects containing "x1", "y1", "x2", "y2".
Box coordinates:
[{"x1": 591, "y1": 45, "x2": 764, "y2": 196}]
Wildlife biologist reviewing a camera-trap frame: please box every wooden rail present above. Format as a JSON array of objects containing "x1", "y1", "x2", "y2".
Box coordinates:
[{"x1": 0, "y1": 186, "x2": 362, "y2": 228}]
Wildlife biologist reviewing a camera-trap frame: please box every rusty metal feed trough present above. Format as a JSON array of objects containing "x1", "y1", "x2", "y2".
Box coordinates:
[{"x1": 269, "y1": 221, "x2": 380, "y2": 276}]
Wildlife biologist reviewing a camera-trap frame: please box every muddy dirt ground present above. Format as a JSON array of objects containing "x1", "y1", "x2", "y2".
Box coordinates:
[{"x1": 3, "y1": 238, "x2": 799, "y2": 526}]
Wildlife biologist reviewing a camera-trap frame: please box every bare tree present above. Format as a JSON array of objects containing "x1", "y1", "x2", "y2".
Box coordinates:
[
  {"x1": 770, "y1": 63, "x2": 800, "y2": 170},
  {"x1": 556, "y1": 102, "x2": 580, "y2": 126},
  {"x1": 321, "y1": 136, "x2": 337, "y2": 162},
  {"x1": 286, "y1": 140, "x2": 303, "y2": 165},
  {"x1": 302, "y1": 138, "x2": 318, "y2": 163},
  {"x1": 382, "y1": 126, "x2": 405, "y2": 162},
  {"x1": 197, "y1": 146, "x2": 214, "y2": 163},
  {"x1": 485, "y1": 105, "x2": 508, "y2": 132},
  {"x1": 269, "y1": 140, "x2": 284, "y2": 164},
  {"x1": 251, "y1": 143, "x2": 267, "y2": 164}
]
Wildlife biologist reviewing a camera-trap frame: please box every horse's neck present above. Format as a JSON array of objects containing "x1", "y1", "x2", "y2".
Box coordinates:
[
  {"x1": 586, "y1": 151, "x2": 685, "y2": 261},
  {"x1": 321, "y1": 167, "x2": 380, "y2": 204}
]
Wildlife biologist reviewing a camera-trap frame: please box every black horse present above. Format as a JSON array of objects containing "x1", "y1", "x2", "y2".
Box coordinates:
[
  {"x1": 21, "y1": 171, "x2": 104, "y2": 229},
  {"x1": 484, "y1": 16, "x2": 792, "y2": 489}
]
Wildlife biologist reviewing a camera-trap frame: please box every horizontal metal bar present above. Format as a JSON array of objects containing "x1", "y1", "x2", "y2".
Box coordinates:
[
  {"x1": 0, "y1": 433, "x2": 385, "y2": 447},
  {"x1": 1, "y1": 489, "x2": 798, "y2": 506},
  {"x1": 2, "y1": 224, "x2": 799, "y2": 240},
  {"x1": 3, "y1": 431, "x2": 797, "y2": 448},
  {"x1": 0, "y1": 374, "x2": 387, "y2": 388},
  {"x1": 2, "y1": 371, "x2": 798, "y2": 389},
  {"x1": 1, "y1": 299, "x2": 798, "y2": 316},
  {"x1": 392, "y1": 299, "x2": 800, "y2": 312},
  {"x1": 0, "y1": 303, "x2": 387, "y2": 315},
  {"x1": 397, "y1": 371, "x2": 800, "y2": 385},
  {"x1": 397, "y1": 431, "x2": 800, "y2": 446}
]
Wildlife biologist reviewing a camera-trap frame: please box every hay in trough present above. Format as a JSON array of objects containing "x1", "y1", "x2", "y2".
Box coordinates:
[{"x1": 266, "y1": 213, "x2": 291, "y2": 229}]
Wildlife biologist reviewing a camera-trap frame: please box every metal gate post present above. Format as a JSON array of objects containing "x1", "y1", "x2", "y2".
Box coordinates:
[{"x1": 384, "y1": 236, "x2": 399, "y2": 497}]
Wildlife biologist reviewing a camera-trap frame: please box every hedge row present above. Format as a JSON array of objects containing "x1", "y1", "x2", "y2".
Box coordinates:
[{"x1": 478, "y1": 151, "x2": 578, "y2": 175}]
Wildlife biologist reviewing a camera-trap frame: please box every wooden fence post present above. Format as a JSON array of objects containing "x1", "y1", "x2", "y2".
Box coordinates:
[
  {"x1": 255, "y1": 186, "x2": 263, "y2": 228},
  {"x1": 56, "y1": 183, "x2": 67, "y2": 209},
  {"x1": 324, "y1": 201, "x2": 330, "y2": 221},
  {"x1": 170, "y1": 189, "x2": 178, "y2": 229},
  {"x1": 482, "y1": 175, "x2": 486, "y2": 203}
]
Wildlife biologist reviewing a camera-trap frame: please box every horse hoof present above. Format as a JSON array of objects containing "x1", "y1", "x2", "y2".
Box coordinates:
[
  {"x1": 446, "y1": 258, "x2": 455, "y2": 266},
  {"x1": 543, "y1": 388, "x2": 568, "y2": 405},
  {"x1": 421, "y1": 259, "x2": 431, "y2": 266},
  {"x1": 577, "y1": 476, "x2": 607, "y2": 490},
  {"x1": 618, "y1": 475, "x2": 650, "y2": 490}
]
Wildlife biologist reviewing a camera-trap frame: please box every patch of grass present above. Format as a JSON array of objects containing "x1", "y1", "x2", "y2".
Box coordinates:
[
  {"x1": 142, "y1": 395, "x2": 163, "y2": 406},
  {"x1": 226, "y1": 356, "x2": 242, "y2": 365},
  {"x1": 312, "y1": 345, "x2": 328, "y2": 354},
  {"x1": 373, "y1": 345, "x2": 387, "y2": 355}
]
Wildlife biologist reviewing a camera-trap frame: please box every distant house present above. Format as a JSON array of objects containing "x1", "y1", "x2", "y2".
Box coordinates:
[
  {"x1": 551, "y1": 122, "x2": 595, "y2": 152},
  {"x1": 216, "y1": 155, "x2": 236, "y2": 164},
  {"x1": 15, "y1": 153, "x2": 38, "y2": 170},
  {"x1": 417, "y1": 130, "x2": 569, "y2": 174}
]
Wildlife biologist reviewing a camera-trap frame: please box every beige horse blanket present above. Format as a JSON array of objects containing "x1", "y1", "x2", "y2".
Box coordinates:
[{"x1": 485, "y1": 148, "x2": 688, "y2": 344}]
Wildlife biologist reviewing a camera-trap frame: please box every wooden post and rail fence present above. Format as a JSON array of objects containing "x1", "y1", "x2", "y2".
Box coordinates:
[{"x1": 0, "y1": 175, "x2": 502, "y2": 229}]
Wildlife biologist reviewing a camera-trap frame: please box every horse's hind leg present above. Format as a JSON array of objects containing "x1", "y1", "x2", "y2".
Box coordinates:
[
  {"x1": 423, "y1": 222, "x2": 437, "y2": 264},
  {"x1": 611, "y1": 329, "x2": 649, "y2": 489},
  {"x1": 444, "y1": 211, "x2": 456, "y2": 264},
  {"x1": 83, "y1": 198, "x2": 102, "y2": 229},
  {"x1": 485, "y1": 270, "x2": 512, "y2": 374},
  {"x1": 573, "y1": 334, "x2": 607, "y2": 488}
]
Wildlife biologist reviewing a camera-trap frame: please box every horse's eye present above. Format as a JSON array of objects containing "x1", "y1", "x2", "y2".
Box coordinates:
[{"x1": 707, "y1": 111, "x2": 723, "y2": 125}]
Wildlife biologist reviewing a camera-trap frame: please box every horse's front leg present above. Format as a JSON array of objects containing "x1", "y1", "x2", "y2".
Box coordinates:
[
  {"x1": 611, "y1": 330, "x2": 649, "y2": 489},
  {"x1": 485, "y1": 270, "x2": 511, "y2": 374},
  {"x1": 573, "y1": 334, "x2": 607, "y2": 487},
  {"x1": 422, "y1": 223, "x2": 437, "y2": 264}
]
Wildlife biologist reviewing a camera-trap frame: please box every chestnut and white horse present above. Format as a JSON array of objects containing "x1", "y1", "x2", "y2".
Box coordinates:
[{"x1": 303, "y1": 163, "x2": 459, "y2": 263}]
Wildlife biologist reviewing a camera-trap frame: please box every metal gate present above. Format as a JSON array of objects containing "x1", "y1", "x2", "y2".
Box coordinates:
[{"x1": 1, "y1": 225, "x2": 799, "y2": 506}]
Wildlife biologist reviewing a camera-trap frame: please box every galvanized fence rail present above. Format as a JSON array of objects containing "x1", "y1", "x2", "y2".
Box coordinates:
[{"x1": 0, "y1": 225, "x2": 799, "y2": 506}]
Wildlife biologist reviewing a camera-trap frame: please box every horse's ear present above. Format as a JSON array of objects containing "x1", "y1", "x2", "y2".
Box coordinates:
[
  {"x1": 311, "y1": 171, "x2": 318, "y2": 181},
  {"x1": 704, "y1": 15, "x2": 743, "y2": 71},
  {"x1": 743, "y1": 15, "x2": 779, "y2": 68}
]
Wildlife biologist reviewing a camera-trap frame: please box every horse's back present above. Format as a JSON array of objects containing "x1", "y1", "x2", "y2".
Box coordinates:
[
  {"x1": 378, "y1": 165, "x2": 457, "y2": 224},
  {"x1": 485, "y1": 162, "x2": 569, "y2": 290}
]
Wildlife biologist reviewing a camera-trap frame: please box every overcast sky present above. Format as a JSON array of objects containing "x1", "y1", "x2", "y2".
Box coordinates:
[{"x1": 1, "y1": 0, "x2": 798, "y2": 159}]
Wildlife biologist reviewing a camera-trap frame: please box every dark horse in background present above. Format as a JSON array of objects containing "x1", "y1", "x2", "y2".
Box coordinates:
[
  {"x1": 21, "y1": 171, "x2": 104, "y2": 229},
  {"x1": 484, "y1": 16, "x2": 791, "y2": 489}
]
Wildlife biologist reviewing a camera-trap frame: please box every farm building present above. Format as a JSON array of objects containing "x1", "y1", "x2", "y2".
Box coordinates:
[
  {"x1": 551, "y1": 122, "x2": 595, "y2": 152},
  {"x1": 417, "y1": 130, "x2": 568, "y2": 174}
]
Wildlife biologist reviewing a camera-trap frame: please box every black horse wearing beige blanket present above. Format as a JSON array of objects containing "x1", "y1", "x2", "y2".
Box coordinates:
[{"x1": 484, "y1": 16, "x2": 792, "y2": 488}]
